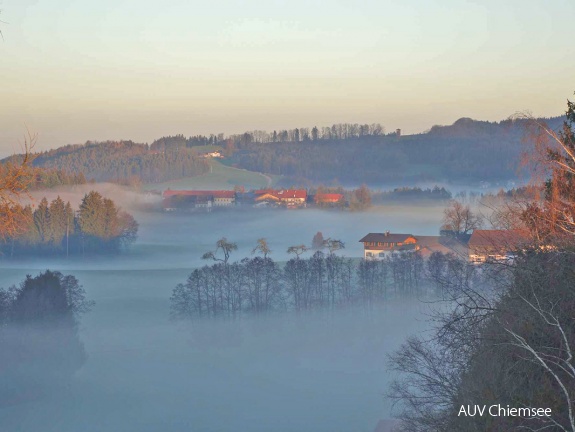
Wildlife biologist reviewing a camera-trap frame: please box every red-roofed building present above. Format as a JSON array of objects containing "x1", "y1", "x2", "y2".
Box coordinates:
[
  {"x1": 254, "y1": 189, "x2": 277, "y2": 196},
  {"x1": 254, "y1": 189, "x2": 307, "y2": 208},
  {"x1": 359, "y1": 232, "x2": 470, "y2": 260},
  {"x1": 359, "y1": 232, "x2": 418, "y2": 259}
]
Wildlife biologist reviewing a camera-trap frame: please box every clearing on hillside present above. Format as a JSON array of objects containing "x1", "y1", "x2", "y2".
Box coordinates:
[{"x1": 146, "y1": 160, "x2": 279, "y2": 191}]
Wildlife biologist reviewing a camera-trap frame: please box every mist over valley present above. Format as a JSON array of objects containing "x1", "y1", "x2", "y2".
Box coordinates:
[
  {"x1": 2, "y1": 4, "x2": 574, "y2": 428},
  {"x1": 0, "y1": 201, "x2": 446, "y2": 431}
]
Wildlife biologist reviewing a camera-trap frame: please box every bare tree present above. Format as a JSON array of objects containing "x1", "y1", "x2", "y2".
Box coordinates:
[
  {"x1": 389, "y1": 336, "x2": 462, "y2": 432},
  {"x1": 504, "y1": 324, "x2": 575, "y2": 431},
  {"x1": 287, "y1": 244, "x2": 308, "y2": 259},
  {"x1": 202, "y1": 237, "x2": 238, "y2": 264},
  {"x1": 0, "y1": 131, "x2": 36, "y2": 241},
  {"x1": 441, "y1": 200, "x2": 483, "y2": 236},
  {"x1": 513, "y1": 96, "x2": 575, "y2": 241},
  {"x1": 323, "y1": 238, "x2": 345, "y2": 254},
  {"x1": 252, "y1": 238, "x2": 271, "y2": 258}
]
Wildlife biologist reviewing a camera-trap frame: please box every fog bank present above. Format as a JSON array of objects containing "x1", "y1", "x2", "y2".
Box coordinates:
[
  {"x1": 0, "y1": 266, "x2": 431, "y2": 432},
  {"x1": 0, "y1": 203, "x2": 443, "y2": 431}
]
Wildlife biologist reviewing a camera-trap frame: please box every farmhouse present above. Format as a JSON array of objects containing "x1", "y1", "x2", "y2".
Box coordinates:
[
  {"x1": 254, "y1": 189, "x2": 307, "y2": 208},
  {"x1": 359, "y1": 232, "x2": 418, "y2": 259},
  {"x1": 468, "y1": 229, "x2": 530, "y2": 263},
  {"x1": 359, "y1": 231, "x2": 468, "y2": 259},
  {"x1": 162, "y1": 190, "x2": 235, "y2": 210},
  {"x1": 359, "y1": 228, "x2": 532, "y2": 262}
]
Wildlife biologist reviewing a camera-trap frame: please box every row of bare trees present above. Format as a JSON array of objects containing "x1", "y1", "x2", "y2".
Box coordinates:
[
  {"x1": 226, "y1": 123, "x2": 386, "y2": 146},
  {"x1": 171, "y1": 238, "x2": 429, "y2": 319}
]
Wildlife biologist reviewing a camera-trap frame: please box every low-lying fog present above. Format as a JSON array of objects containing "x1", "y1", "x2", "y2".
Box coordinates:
[
  {"x1": 0, "y1": 197, "x2": 446, "y2": 432},
  {"x1": 8, "y1": 185, "x2": 448, "y2": 271}
]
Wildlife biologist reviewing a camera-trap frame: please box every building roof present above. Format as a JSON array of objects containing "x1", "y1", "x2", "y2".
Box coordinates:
[
  {"x1": 163, "y1": 190, "x2": 235, "y2": 199},
  {"x1": 359, "y1": 233, "x2": 416, "y2": 243},
  {"x1": 254, "y1": 189, "x2": 276, "y2": 196},
  {"x1": 254, "y1": 189, "x2": 307, "y2": 200},
  {"x1": 255, "y1": 193, "x2": 280, "y2": 202},
  {"x1": 314, "y1": 193, "x2": 344, "y2": 203},
  {"x1": 468, "y1": 229, "x2": 530, "y2": 249},
  {"x1": 415, "y1": 235, "x2": 462, "y2": 258},
  {"x1": 276, "y1": 189, "x2": 307, "y2": 199}
]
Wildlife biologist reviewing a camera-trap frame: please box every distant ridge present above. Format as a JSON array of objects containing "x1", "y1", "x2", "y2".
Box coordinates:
[
  {"x1": 2, "y1": 115, "x2": 564, "y2": 186},
  {"x1": 3, "y1": 140, "x2": 210, "y2": 184}
]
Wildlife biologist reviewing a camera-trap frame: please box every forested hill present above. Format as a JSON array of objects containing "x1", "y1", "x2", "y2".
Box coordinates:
[
  {"x1": 8, "y1": 141, "x2": 210, "y2": 184},
  {"x1": 3, "y1": 116, "x2": 564, "y2": 186},
  {"x1": 230, "y1": 116, "x2": 564, "y2": 186}
]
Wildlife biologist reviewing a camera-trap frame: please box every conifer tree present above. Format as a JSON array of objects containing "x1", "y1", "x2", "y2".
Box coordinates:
[
  {"x1": 48, "y1": 196, "x2": 67, "y2": 247},
  {"x1": 102, "y1": 197, "x2": 119, "y2": 239},
  {"x1": 33, "y1": 197, "x2": 50, "y2": 244},
  {"x1": 78, "y1": 191, "x2": 105, "y2": 238}
]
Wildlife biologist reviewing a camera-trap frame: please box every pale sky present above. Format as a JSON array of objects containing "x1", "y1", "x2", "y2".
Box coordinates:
[{"x1": 1, "y1": 0, "x2": 574, "y2": 155}]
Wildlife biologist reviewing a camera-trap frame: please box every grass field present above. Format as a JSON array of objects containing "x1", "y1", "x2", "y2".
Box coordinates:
[{"x1": 146, "y1": 160, "x2": 280, "y2": 191}]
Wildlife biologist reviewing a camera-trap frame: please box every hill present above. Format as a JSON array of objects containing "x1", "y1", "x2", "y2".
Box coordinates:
[
  {"x1": 229, "y1": 116, "x2": 564, "y2": 186},
  {"x1": 5, "y1": 140, "x2": 210, "y2": 184},
  {"x1": 4, "y1": 116, "x2": 564, "y2": 189}
]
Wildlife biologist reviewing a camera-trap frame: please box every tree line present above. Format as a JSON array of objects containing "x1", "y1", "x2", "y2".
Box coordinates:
[
  {"x1": 0, "y1": 191, "x2": 138, "y2": 257},
  {"x1": 372, "y1": 186, "x2": 452, "y2": 203},
  {"x1": 230, "y1": 116, "x2": 564, "y2": 186},
  {"x1": 17, "y1": 122, "x2": 387, "y2": 186},
  {"x1": 151, "y1": 123, "x2": 387, "y2": 150},
  {"x1": 0, "y1": 164, "x2": 87, "y2": 190},
  {"x1": 171, "y1": 238, "x2": 430, "y2": 320}
]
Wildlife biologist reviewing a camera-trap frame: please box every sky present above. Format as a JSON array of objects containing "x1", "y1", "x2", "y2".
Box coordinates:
[{"x1": 1, "y1": 0, "x2": 574, "y2": 154}]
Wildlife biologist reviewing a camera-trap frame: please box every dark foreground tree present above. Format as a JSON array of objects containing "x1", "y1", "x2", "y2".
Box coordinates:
[
  {"x1": 0, "y1": 271, "x2": 93, "y2": 405},
  {"x1": 390, "y1": 251, "x2": 575, "y2": 432},
  {"x1": 389, "y1": 94, "x2": 575, "y2": 432}
]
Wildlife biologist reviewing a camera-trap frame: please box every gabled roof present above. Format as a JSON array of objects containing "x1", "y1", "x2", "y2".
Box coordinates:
[
  {"x1": 254, "y1": 189, "x2": 276, "y2": 196},
  {"x1": 415, "y1": 235, "x2": 460, "y2": 258},
  {"x1": 468, "y1": 229, "x2": 530, "y2": 249},
  {"x1": 254, "y1": 189, "x2": 307, "y2": 199},
  {"x1": 255, "y1": 193, "x2": 280, "y2": 201},
  {"x1": 275, "y1": 189, "x2": 307, "y2": 199},
  {"x1": 359, "y1": 233, "x2": 416, "y2": 243}
]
